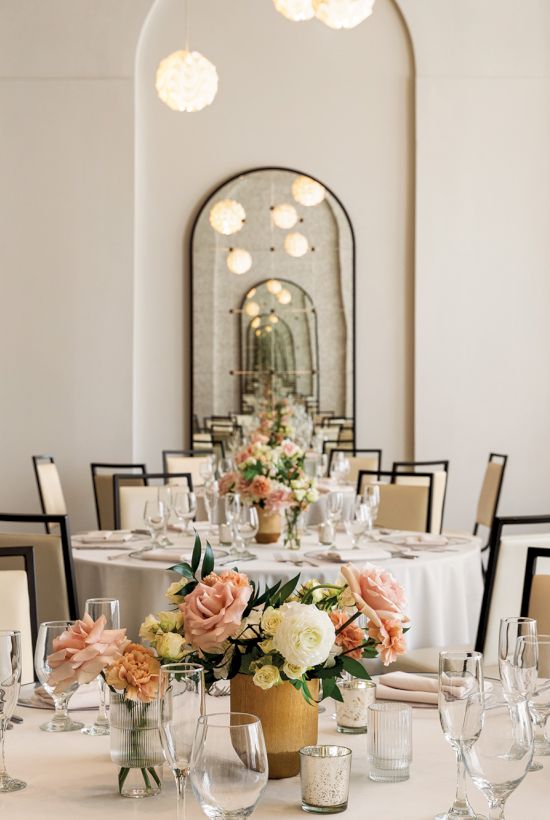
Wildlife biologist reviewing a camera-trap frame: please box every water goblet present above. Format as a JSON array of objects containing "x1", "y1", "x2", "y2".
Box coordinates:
[
  {"x1": 199, "y1": 459, "x2": 215, "y2": 486},
  {"x1": 144, "y1": 498, "x2": 167, "y2": 547},
  {"x1": 0, "y1": 630, "x2": 25, "y2": 791},
  {"x1": 327, "y1": 492, "x2": 344, "y2": 526},
  {"x1": 362, "y1": 484, "x2": 380, "y2": 527},
  {"x1": 219, "y1": 457, "x2": 235, "y2": 477},
  {"x1": 190, "y1": 712, "x2": 268, "y2": 819},
  {"x1": 238, "y1": 505, "x2": 259, "y2": 559},
  {"x1": 34, "y1": 621, "x2": 84, "y2": 732},
  {"x1": 436, "y1": 650, "x2": 485, "y2": 820},
  {"x1": 172, "y1": 490, "x2": 198, "y2": 535},
  {"x1": 462, "y1": 691, "x2": 533, "y2": 820},
  {"x1": 158, "y1": 663, "x2": 204, "y2": 820},
  {"x1": 516, "y1": 634, "x2": 550, "y2": 757},
  {"x1": 344, "y1": 497, "x2": 371, "y2": 549},
  {"x1": 81, "y1": 598, "x2": 120, "y2": 736},
  {"x1": 316, "y1": 453, "x2": 328, "y2": 480},
  {"x1": 224, "y1": 493, "x2": 246, "y2": 556}
]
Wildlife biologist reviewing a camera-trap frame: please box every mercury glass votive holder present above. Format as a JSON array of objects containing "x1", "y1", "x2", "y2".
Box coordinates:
[
  {"x1": 367, "y1": 702, "x2": 412, "y2": 783},
  {"x1": 335, "y1": 679, "x2": 376, "y2": 734},
  {"x1": 299, "y1": 745, "x2": 352, "y2": 814}
]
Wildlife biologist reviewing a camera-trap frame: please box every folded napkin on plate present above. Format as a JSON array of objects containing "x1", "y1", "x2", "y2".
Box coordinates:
[
  {"x1": 77, "y1": 530, "x2": 133, "y2": 544},
  {"x1": 402, "y1": 534, "x2": 448, "y2": 547},
  {"x1": 138, "y1": 549, "x2": 188, "y2": 563},
  {"x1": 376, "y1": 672, "x2": 438, "y2": 705},
  {"x1": 31, "y1": 681, "x2": 100, "y2": 711}
]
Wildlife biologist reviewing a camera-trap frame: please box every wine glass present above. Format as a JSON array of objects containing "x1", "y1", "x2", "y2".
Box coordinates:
[
  {"x1": 190, "y1": 712, "x2": 268, "y2": 819},
  {"x1": 224, "y1": 493, "x2": 246, "y2": 556},
  {"x1": 144, "y1": 499, "x2": 167, "y2": 547},
  {"x1": 81, "y1": 598, "x2": 120, "y2": 737},
  {"x1": 363, "y1": 485, "x2": 380, "y2": 528},
  {"x1": 238, "y1": 505, "x2": 259, "y2": 558},
  {"x1": 516, "y1": 634, "x2": 550, "y2": 757},
  {"x1": 462, "y1": 690, "x2": 533, "y2": 820},
  {"x1": 498, "y1": 617, "x2": 540, "y2": 770},
  {"x1": 34, "y1": 621, "x2": 84, "y2": 732},
  {"x1": 0, "y1": 630, "x2": 25, "y2": 791},
  {"x1": 330, "y1": 453, "x2": 350, "y2": 485},
  {"x1": 199, "y1": 459, "x2": 215, "y2": 486},
  {"x1": 316, "y1": 453, "x2": 328, "y2": 480},
  {"x1": 158, "y1": 663, "x2": 204, "y2": 820},
  {"x1": 436, "y1": 650, "x2": 485, "y2": 820},
  {"x1": 327, "y1": 492, "x2": 344, "y2": 526},
  {"x1": 219, "y1": 457, "x2": 235, "y2": 476},
  {"x1": 172, "y1": 491, "x2": 198, "y2": 535},
  {"x1": 204, "y1": 482, "x2": 220, "y2": 541},
  {"x1": 344, "y1": 497, "x2": 371, "y2": 549}
]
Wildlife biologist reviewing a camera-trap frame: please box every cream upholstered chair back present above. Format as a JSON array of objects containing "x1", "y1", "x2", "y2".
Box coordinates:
[
  {"x1": 114, "y1": 474, "x2": 190, "y2": 529},
  {"x1": 165, "y1": 455, "x2": 208, "y2": 488},
  {"x1": 346, "y1": 455, "x2": 379, "y2": 485},
  {"x1": 376, "y1": 484, "x2": 430, "y2": 532},
  {"x1": 476, "y1": 455, "x2": 507, "y2": 530},
  {"x1": 91, "y1": 464, "x2": 147, "y2": 531},
  {"x1": 34, "y1": 461, "x2": 67, "y2": 516},
  {"x1": 0, "y1": 571, "x2": 34, "y2": 684},
  {"x1": 394, "y1": 472, "x2": 447, "y2": 534},
  {"x1": 528, "y1": 575, "x2": 550, "y2": 636}
]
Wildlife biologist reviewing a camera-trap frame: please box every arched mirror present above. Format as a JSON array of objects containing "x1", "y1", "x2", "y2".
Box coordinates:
[{"x1": 190, "y1": 167, "x2": 354, "y2": 430}]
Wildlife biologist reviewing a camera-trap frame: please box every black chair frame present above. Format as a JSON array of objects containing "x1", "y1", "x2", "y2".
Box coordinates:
[
  {"x1": 112, "y1": 472, "x2": 194, "y2": 530},
  {"x1": 392, "y1": 460, "x2": 449, "y2": 531},
  {"x1": 0, "y1": 513, "x2": 78, "y2": 620},
  {"x1": 0, "y1": 545, "x2": 39, "y2": 673},
  {"x1": 162, "y1": 449, "x2": 215, "y2": 473},
  {"x1": 329, "y1": 448, "x2": 383, "y2": 475},
  {"x1": 520, "y1": 546, "x2": 550, "y2": 618},
  {"x1": 473, "y1": 452, "x2": 508, "y2": 537},
  {"x1": 91, "y1": 463, "x2": 147, "y2": 530},
  {"x1": 32, "y1": 455, "x2": 61, "y2": 532},
  {"x1": 356, "y1": 469, "x2": 435, "y2": 533}
]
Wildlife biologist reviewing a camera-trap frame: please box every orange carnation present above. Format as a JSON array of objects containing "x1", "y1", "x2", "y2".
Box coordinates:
[{"x1": 329, "y1": 610, "x2": 365, "y2": 661}]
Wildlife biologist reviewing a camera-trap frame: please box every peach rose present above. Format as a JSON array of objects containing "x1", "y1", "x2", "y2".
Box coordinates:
[
  {"x1": 329, "y1": 610, "x2": 365, "y2": 661},
  {"x1": 250, "y1": 475, "x2": 271, "y2": 499},
  {"x1": 105, "y1": 643, "x2": 161, "y2": 702},
  {"x1": 181, "y1": 572, "x2": 252, "y2": 652},
  {"x1": 265, "y1": 486, "x2": 292, "y2": 513},
  {"x1": 219, "y1": 471, "x2": 238, "y2": 495},
  {"x1": 341, "y1": 563, "x2": 407, "y2": 628},
  {"x1": 46, "y1": 614, "x2": 128, "y2": 694},
  {"x1": 369, "y1": 619, "x2": 407, "y2": 666}
]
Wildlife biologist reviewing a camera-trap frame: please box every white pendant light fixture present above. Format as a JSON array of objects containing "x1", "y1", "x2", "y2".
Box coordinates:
[
  {"x1": 272, "y1": 203, "x2": 299, "y2": 230},
  {"x1": 312, "y1": 0, "x2": 375, "y2": 30},
  {"x1": 226, "y1": 248, "x2": 252, "y2": 275},
  {"x1": 284, "y1": 231, "x2": 309, "y2": 258},
  {"x1": 209, "y1": 199, "x2": 246, "y2": 235},
  {"x1": 155, "y1": 0, "x2": 218, "y2": 112},
  {"x1": 251, "y1": 316, "x2": 261, "y2": 329},
  {"x1": 278, "y1": 288, "x2": 293, "y2": 305},
  {"x1": 266, "y1": 279, "x2": 283, "y2": 295},
  {"x1": 291, "y1": 175, "x2": 325, "y2": 207},
  {"x1": 245, "y1": 301, "x2": 260, "y2": 318},
  {"x1": 246, "y1": 287, "x2": 257, "y2": 299},
  {"x1": 273, "y1": 0, "x2": 315, "y2": 22}
]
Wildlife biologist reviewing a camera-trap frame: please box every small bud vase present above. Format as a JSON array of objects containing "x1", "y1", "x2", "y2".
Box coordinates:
[
  {"x1": 109, "y1": 693, "x2": 164, "y2": 798},
  {"x1": 284, "y1": 508, "x2": 303, "y2": 551}
]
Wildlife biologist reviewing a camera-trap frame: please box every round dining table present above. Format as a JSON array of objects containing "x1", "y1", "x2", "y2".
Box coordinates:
[
  {"x1": 73, "y1": 524, "x2": 483, "y2": 651},
  {"x1": 5, "y1": 691, "x2": 543, "y2": 819}
]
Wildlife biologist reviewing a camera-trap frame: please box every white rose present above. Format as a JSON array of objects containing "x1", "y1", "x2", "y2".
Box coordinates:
[
  {"x1": 283, "y1": 661, "x2": 307, "y2": 680},
  {"x1": 157, "y1": 610, "x2": 184, "y2": 632},
  {"x1": 165, "y1": 581, "x2": 186, "y2": 604},
  {"x1": 139, "y1": 614, "x2": 160, "y2": 643},
  {"x1": 259, "y1": 638, "x2": 275, "y2": 654},
  {"x1": 253, "y1": 665, "x2": 281, "y2": 690},
  {"x1": 272, "y1": 602, "x2": 336, "y2": 668},
  {"x1": 156, "y1": 632, "x2": 187, "y2": 661},
  {"x1": 261, "y1": 606, "x2": 284, "y2": 636}
]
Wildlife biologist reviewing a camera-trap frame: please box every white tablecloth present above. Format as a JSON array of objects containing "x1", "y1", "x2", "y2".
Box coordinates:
[
  {"x1": 73, "y1": 528, "x2": 483, "y2": 651},
  {"x1": 5, "y1": 694, "x2": 544, "y2": 819}
]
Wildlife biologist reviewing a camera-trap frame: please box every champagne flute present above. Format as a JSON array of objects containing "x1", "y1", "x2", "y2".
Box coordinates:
[
  {"x1": 158, "y1": 663, "x2": 204, "y2": 820},
  {"x1": 0, "y1": 631, "x2": 25, "y2": 791},
  {"x1": 81, "y1": 598, "x2": 120, "y2": 736},
  {"x1": 344, "y1": 497, "x2": 371, "y2": 549},
  {"x1": 516, "y1": 635, "x2": 550, "y2": 757},
  {"x1": 436, "y1": 650, "x2": 485, "y2": 820},
  {"x1": 316, "y1": 453, "x2": 328, "y2": 479},
  {"x1": 363, "y1": 484, "x2": 380, "y2": 528},
  {"x1": 34, "y1": 621, "x2": 84, "y2": 732},
  {"x1": 144, "y1": 499, "x2": 166, "y2": 547},
  {"x1": 224, "y1": 492, "x2": 245, "y2": 556},
  {"x1": 238, "y1": 505, "x2": 259, "y2": 559},
  {"x1": 172, "y1": 490, "x2": 198, "y2": 535},
  {"x1": 204, "y1": 481, "x2": 220, "y2": 541},
  {"x1": 190, "y1": 712, "x2": 268, "y2": 819}
]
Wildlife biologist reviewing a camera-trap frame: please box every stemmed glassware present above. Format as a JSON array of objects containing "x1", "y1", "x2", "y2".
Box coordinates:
[
  {"x1": 190, "y1": 712, "x2": 268, "y2": 819},
  {"x1": 344, "y1": 496, "x2": 371, "y2": 549},
  {"x1": 324, "y1": 491, "x2": 344, "y2": 545},
  {"x1": 516, "y1": 634, "x2": 550, "y2": 757},
  {"x1": 158, "y1": 663, "x2": 204, "y2": 820},
  {"x1": 204, "y1": 481, "x2": 220, "y2": 541},
  {"x1": 362, "y1": 485, "x2": 380, "y2": 529},
  {"x1": 330, "y1": 453, "x2": 350, "y2": 485},
  {"x1": 462, "y1": 689, "x2": 533, "y2": 820},
  {"x1": 172, "y1": 490, "x2": 198, "y2": 535},
  {"x1": 436, "y1": 650, "x2": 485, "y2": 820},
  {"x1": 199, "y1": 458, "x2": 215, "y2": 486},
  {"x1": 143, "y1": 499, "x2": 167, "y2": 548},
  {"x1": 0, "y1": 630, "x2": 25, "y2": 792},
  {"x1": 34, "y1": 621, "x2": 84, "y2": 732},
  {"x1": 225, "y1": 494, "x2": 257, "y2": 559},
  {"x1": 316, "y1": 453, "x2": 328, "y2": 480},
  {"x1": 81, "y1": 598, "x2": 120, "y2": 737},
  {"x1": 239, "y1": 505, "x2": 259, "y2": 553}
]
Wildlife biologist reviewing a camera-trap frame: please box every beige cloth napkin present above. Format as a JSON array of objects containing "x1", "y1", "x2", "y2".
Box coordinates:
[
  {"x1": 376, "y1": 672, "x2": 438, "y2": 705},
  {"x1": 402, "y1": 534, "x2": 448, "y2": 547},
  {"x1": 76, "y1": 530, "x2": 134, "y2": 544},
  {"x1": 138, "y1": 549, "x2": 189, "y2": 563}
]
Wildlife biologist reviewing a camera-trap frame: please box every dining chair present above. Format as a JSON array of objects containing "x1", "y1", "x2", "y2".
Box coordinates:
[
  {"x1": 0, "y1": 546, "x2": 38, "y2": 683},
  {"x1": 473, "y1": 452, "x2": 508, "y2": 538},
  {"x1": 356, "y1": 469, "x2": 435, "y2": 534},
  {"x1": 90, "y1": 462, "x2": 147, "y2": 531},
  {"x1": 520, "y1": 546, "x2": 550, "y2": 635},
  {"x1": 32, "y1": 455, "x2": 67, "y2": 532},
  {"x1": 112, "y1": 472, "x2": 193, "y2": 530},
  {"x1": 0, "y1": 513, "x2": 78, "y2": 623},
  {"x1": 329, "y1": 449, "x2": 382, "y2": 484},
  {"x1": 392, "y1": 460, "x2": 449, "y2": 535},
  {"x1": 193, "y1": 433, "x2": 225, "y2": 461},
  {"x1": 162, "y1": 449, "x2": 215, "y2": 487}
]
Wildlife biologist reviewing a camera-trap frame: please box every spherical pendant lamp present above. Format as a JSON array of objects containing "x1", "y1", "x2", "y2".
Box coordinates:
[
  {"x1": 284, "y1": 231, "x2": 309, "y2": 258},
  {"x1": 273, "y1": 0, "x2": 315, "y2": 22},
  {"x1": 272, "y1": 203, "x2": 299, "y2": 230},
  {"x1": 266, "y1": 279, "x2": 283, "y2": 295},
  {"x1": 278, "y1": 289, "x2": 292, "y2": 305},
  {"x1": 312, "y1": 0, "x2": 375, "y2": 30},
  {"x1": 227, "y1": 248, "x2": 252, "y2": 275},
  {"x1": 251, "y1": 316, "x2": 261, "y2": 329},
  {"x1": 245, "y1": 301, "x2": 260, "y2": 318},
  {"x1": 209, "y1": 199, "x2": 246, "y2": 235},
  {"x1": 291, "y1": 175, "x2": 325, "y2": 207},
  {"x1": 156, "y1": 50, "x2": 218, "y2": 112}
]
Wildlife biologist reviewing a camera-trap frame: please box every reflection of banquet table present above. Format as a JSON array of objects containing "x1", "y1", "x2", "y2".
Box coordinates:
[
  {"x1": 73, "y1": 527, "x2": 483, "y2": 651},
  {"x1": 10, "y1": 694, "x2": 540, "y2": 819}
]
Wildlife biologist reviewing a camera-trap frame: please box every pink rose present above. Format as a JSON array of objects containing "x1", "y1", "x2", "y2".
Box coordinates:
[
  {"x1": 369, "y1": 619, "x2": 407, "y2": 666},
  {"x1": 282, "y1": 440, "x2": 299, "y2": 457},
  {"x1": 250, "y1": 432, "x2": 269, "y2": 445},
  {"x1": 219, "y1": 471, "x2": 238, "y2": 495},
  {"x1": 250, "y1": 475, "x2": 271, "y2": 499},
  {"x1": 181, "y1": 571, "x2": 252, "y2": 652},
  {"x1": 341, "y1": 563, "x2": 408, "y2": 628},
  {"x1": 265, "y1": 486, "x2": 292, "y2": 513},
  {"x1": 46, "y1": 614, "x2": 128, "y2": 694}
]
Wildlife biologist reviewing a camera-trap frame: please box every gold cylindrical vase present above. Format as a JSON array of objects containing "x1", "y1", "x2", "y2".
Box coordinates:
[
  {"x1": 230, "y1": 674, "x2": 319, "y2": 779},
  {"x1": 255, "y1": 506, "x2": 282, "y2": 544}
]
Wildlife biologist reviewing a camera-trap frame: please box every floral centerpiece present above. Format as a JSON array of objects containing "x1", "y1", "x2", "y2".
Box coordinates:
[{"x1": 258, "y1": 399, "x2": 296, "y2": 445}]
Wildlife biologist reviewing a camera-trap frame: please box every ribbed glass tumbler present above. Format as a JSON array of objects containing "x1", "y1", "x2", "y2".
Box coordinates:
[
  {"x1": 367, "y1": 702, "x2": 412, "y2": 783},
  {"x1": 110, "y1": 694, "x2": 164, "y2": 798}
]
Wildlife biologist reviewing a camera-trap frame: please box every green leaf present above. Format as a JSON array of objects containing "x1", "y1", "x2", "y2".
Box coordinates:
[
  {"x1": 321, "y1": 677, "x2": 344, "y2": 703},
  {"x1": 274, "y1": 573, "x2": 301, "y2": 605},
  {"x1": 168, "y1": 562, "x2": 195, "y2": 579},
  {"x1": 191, "y1": 533, "x2": 202, "y2": 573},
  {"x1": 201, "y1": 541, "x2": 215, "y2": 579},
  {"x1": 341, "y1": 656, "x2": 371, "y2": 679}
]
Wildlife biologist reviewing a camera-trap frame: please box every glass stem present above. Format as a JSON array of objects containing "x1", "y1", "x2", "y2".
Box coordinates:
[
  {"x1": 0, "y1": 717, "x2": 7, "y2": 779},
  {"x1": 97, "y1": 677, "x2": 108, "y2": 725},
  {"x1": 53, "y1": 695, "x2": 69, "y2": 726},
  {"x1": 488, "y1": 801, "x2": 505, "y2": 820},
  {"x1": 175, "y1": 772, "x2": 187, "y2": 820},
  {"x1": 451, "y1": 750, "x2": 471, "y2": 813}
]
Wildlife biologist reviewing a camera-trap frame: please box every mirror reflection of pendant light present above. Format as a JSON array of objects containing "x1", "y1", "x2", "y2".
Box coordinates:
[
  {"x1": 226, "y1": 248, "x2": 252, "y2": 275},
  {"x1": 251, "y1": 316, "x2": 261, "y2": 329},
  {"x1": 278, "y1": 288, "x2": 292, "y2": 305},
  {"x1": 273, "y1": 0, "x2": 315, "y2": 22},
  {"x1": 292, "y1": 175, "x2": 325, "y2": 206},
  {"x1": 266, "y1": 279, "x2": 283, "y2": 295},
  {"x1": 210, "y1": 200, "x2": 246, "y2": 235},
  {"x1": 245, "y1": 301, "x2": 260, "y2": 317},
  {"x1": 312, "y1": 0, "x2": 376, "y2": 30},
  {"x1": 272, "y1": 203, "x2": 298, "y2": 229},
  {"x1": 246, "y1": 287, "x2": 257, "y2": 299},
  {"x1": 155, "y1": 0, "x2": 218, "y2": 112},
  {"x1": 284, "y1": 231, "x2": 309, "y2": 258}
]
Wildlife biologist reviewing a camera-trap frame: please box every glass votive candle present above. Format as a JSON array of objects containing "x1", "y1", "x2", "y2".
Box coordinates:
[
  {"x1": 335, "y1": 679, "x2": 376, "y2": 733},
  {"x1": 299, "y1": 745, "x2": 352, "y2": 814},
  {"x1": 367, "y1": 702, "x2": 412, "y2": 783}
]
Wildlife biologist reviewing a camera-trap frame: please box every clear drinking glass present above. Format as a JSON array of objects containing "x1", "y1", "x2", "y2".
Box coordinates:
[
  {"x1": 367, "y1": 702, "x2": 412, "y2": 782},
  {"x1": 316, "y1": 453, "x2": 328, "y2": 479},
  {"x1": 199, "y1": 459, "x2": 215, "y2": 485},
  {"x1": 219, "y1": 458, "x2": 235, "y2": 476},
  {"x1": 190, "y1": 712, "x2": 268, "y2": 819},
  {"x1": 204, "y1": 482, "x2": 220, "y2": 541},
  {"x1": 224, "y1": 492, "x2": 246, "y2": 556},
  {"x1": 158, "y1": 663, "x2": 204, "y2": 820},
  {"x1": 462, "y1": 692, "x2": 533, "y2": 820},
  {"x1": 362, "y1": 485, "x2": 380, "y2": 527},
  {"x1": 343, "y1": 497, "x2": 371, "y2": 549},
  {"x1": 238, "y1": 505, "x2": 259, "y2": 558},
  {"x1": 172, "y1": 491, "x2": 198, "y2": 535},
  {"x1": 436, "y1": 650, "x2": 485, "y2": 820},
  {"x1": 0, "y1": 630, "x2": 25, "y2": 791},
  {"x1": 144, "y1": 499, "x2": 167, "y2": 547},
  {"x1": 300, "y1": 745, "x2": 352, "y2": 813},
  {"x1": 34, "y1": 621, "x2": 84, "y2": 732},
  {"x1": 516, "y1": 634, "x2": 550, "y2": 756},
  {"x1": 326, "y1": 492, "x2": 344, "y2": 527},
  {"x1": 81, "y1": 598, "x2": 120, "y2": 737}
]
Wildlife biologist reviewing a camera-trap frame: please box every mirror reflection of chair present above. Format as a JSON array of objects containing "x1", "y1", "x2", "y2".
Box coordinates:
[
  {"x1": 392, "y1": 460, "x2": 449, "y2": 534},
  {"x1": 0, "y1": 545, "x2": 38, "y2": 683},
  {"x1": 162, "y1": 449, "x2": 216, "y2": 487},
  {"x1": 520, "y1": 546, "x2": 550, "y2": 635},
  {"x1": 90, "y1": 462, "x2": 147, "y2": 531},
  {"x1": 329, "y1": 449, "x2": 382, "y2": 484},
  {"x1": 112, "y1": 472, "x2": 193, "y2": 530},
  {"x1": 357, "y1": 469, "x2": 436, "y2": 534},
  {"x1": 193, "y1": 432, "x2": 225, "y2": 462},
  {"x1": 32, "y1": 455, "x2": 67, "y2": 532}
]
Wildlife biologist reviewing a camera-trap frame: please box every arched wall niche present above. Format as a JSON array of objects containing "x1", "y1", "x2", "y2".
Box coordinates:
[{"x1": 135, "y1": 0, "x2": 415, "y2": 469}]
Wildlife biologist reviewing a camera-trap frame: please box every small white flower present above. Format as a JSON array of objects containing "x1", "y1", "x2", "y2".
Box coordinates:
[
  {"x1": 261, "y1": 606, "x2": 284, "y2": 635},
  {"x1": 272, "y1": 602, "x2": 336, "y2": 668},
  {"x1": 283, "y1": 661, "x2": 307, "y2": 680},
  {"x1": 253, "y1": 664, "x2": 281, "y2": 690}
]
